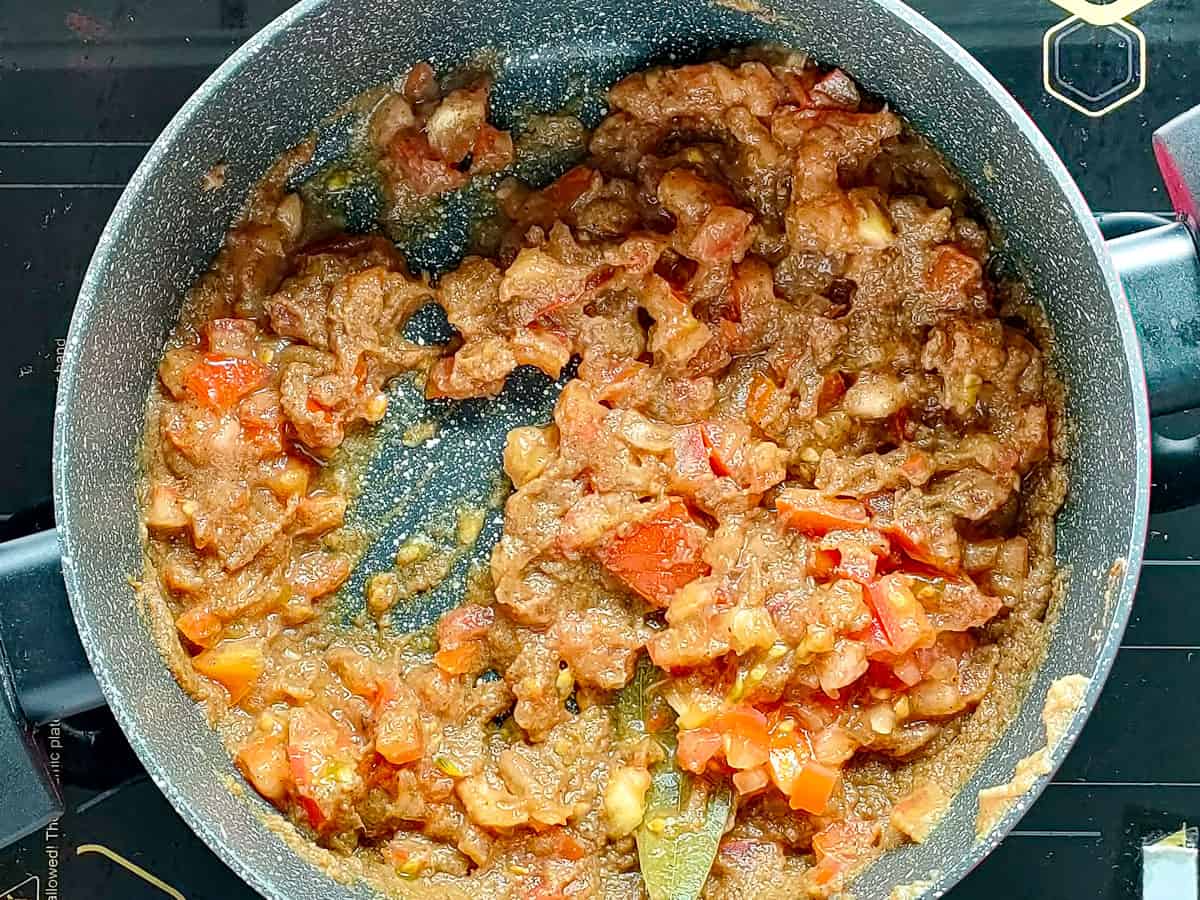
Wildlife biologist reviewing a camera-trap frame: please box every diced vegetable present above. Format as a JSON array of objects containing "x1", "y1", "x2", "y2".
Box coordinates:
[
  {"x1": 503, "y1": 425, "x2": 559, "y2": 487},
  {"x1": 542, "y1": 165, "x2": 594, "y2": 211},
  {"x1": 145, "y1": 484, "x2": 190, "y2": 532},
  {"x1": 688, "y1": 206, "x2": 753, "y2": 262},
  {"x1": 596, "y1": 499, "x2": 710, "y2": 607},
  {"x1": 175, "y1": 605, "x2": 222, "y2": 648},
  {"x1": 776, "y1": 489, "x2": 869, "y2": 535},
  {"x1": 434, "y1": 643, "x2": 481, "y2": 675},
  {"x1": 866, "y1": 575, "x2": 934, "y2": 654},
  {"x1": 183, "y1": 353, "x2": 268, "y2": 412},
  {"x1": 809, "y1": 821, "x2": 879, "y2": 888},
  {"x1": 883, "y1": 515, "x2": 961, "y2": 574},
  {"x1": 731, "y1": 765, "x2": 770, "y2": 796},
  {"x1": 374, "y1": 678, "x2": 425, "y2": 765},
  {"x1": 437, "y1": 604, "x2": 496, "y2": 646},
  {"x1": 788, "y1": 760, "x2": 840, "y2": 814},
  {"x1": 203, "y1": 318, "x2": 258, "y2": 356},
  {"x1": 842, "y1": 373, "x2": 905, "y2": 420},
  {"x1": 927, "y1": 244, "x2": 982, "y2": 294},
  {"x1": 387, "y1": 134, "x2": 468, "y2": 196},
  {"x1": 192, "y1": 638, "x2": 264, "y2": 702},
  {"x1": 711, "y1": 706, "x2": 770, "y2": 770},
  {"x1": 265, "y1": 456, "x2": 310, "y2": 498},
  {"x1": 235, "y1": 712, "x2": 291, "y2": 803},
  {"x1": 676, "y1": 728, "x2": 723, "y2": 774},
  {"x1": 287, "y1": 705, "x2": 360, "y2": 830},
  {"x1": 746, "y1": 372, "x2": 788, "y2": 430}
]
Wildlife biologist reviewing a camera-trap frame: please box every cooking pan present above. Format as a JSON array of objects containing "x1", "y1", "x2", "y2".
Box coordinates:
[{"x1": 3, "y1": 0, "x2": 1200, "y2": 896}]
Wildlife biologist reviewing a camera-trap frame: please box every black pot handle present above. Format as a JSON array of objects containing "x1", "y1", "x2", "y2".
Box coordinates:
[
  {"x1": 1104, "y1": 104, "x2": 1200, "y2": 512},
  {"x1": 0, "y1": 529, "x2": 104, "y2": 847}
]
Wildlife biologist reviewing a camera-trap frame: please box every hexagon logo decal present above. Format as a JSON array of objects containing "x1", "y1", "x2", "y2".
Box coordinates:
[{"x1": 1043, "y1": 15, "x2": 1147, "y2": 117}]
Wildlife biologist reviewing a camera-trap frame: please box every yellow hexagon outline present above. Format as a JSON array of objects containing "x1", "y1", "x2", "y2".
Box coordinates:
[
  {"x1": 1043, "y1": 16, "x2": 1147, "y2": 118},
  {"x1": 1047, "y1": 0, "x2": 1156, "y2": 27}
]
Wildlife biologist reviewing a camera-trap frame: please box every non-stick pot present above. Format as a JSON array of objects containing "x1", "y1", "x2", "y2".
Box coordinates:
[{"x1": 2, "y1": 0, "x2": 1200, "y2": 897}]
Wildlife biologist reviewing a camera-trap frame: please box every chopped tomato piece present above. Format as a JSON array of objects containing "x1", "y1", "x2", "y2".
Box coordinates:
[
  {"x1": 864, "y1": 660, "x2": 907, "y2": 692},
  {"x1": 192, "y1": 638, "x2": 264, "y2": 702},
  {"x1": 811, "y1": 854, "x2": 849, "y2": 888},
  {"x1": 884, "y1": 521, "x2": 959, "y2": 574},
  {"x1": 699, "y1": 422, "x2": 736, "y2": 477},
  {"x1": 595, "y1": 499, "x2": 710, "y2": 606},
  {"x1": 822, "y1": 530, "x2": 889, "y2": 583},
  {"x1": 672, "y1": 425, "x2": 713, "y2": 482},
  {"x1": 815, "y1": 371, "x2": 846, "y2": 414},
  {"x1": 849, "y1": 615, "x2": 891, "y2": 659},
  {"x1": 175, "y1": 606, "x2": 222, "y2": 648},
  {"x1": 712, "y1": 706, "x2": 771, "y2": 770},
  {"x1": 677, "y1": 727, "x2": 723, "y2": 774},
  {"x1": 542, "y1": 165, "x2": 594, "y2": 210},
  {"x1": 434, "y1": 642, "x2": 481, "y2": 675},
  {"x1": 547, "y1": 827, "x2": 588, "y2": 861},
  {"x1": 810, "y1": 821, "x2": 880, "y2": 884},
  {"x1": 866, "y1": 574, "x2": 934, "y2": 654},
  {"x1": 183, "y1": 353, "x2": 268, "y2": 412},
  {"x1": 374, "y1": 678, "x2": 424, "y2": 765},
  {"x1": 788, "y1": 760, "x2": 840, "y2": 814},
  {"x1": 767, "y1": 736, "x2": 804, "y2": 797},
  {"x1": 387, "y1": 133, "x2": 468, "y2": 196},
  {"x1": 808, "y1": 547, "x2": 839, "y2": 579},
  {"x1": 927, "y1": 244, "x2": 982, "y2": 294},
  {"x1": 437, "y1": 604, "x2": 496, "y2": 648},
  {"x1": 732, "y1": 765, "x2": 771, "y2": 796},
  {"x1": 469, "y1": 123, "x2": 514, "y2": 176},
  {"x1": 287, "y1": 706, "x2": 359, "y2": 831},
  {"x1": 688, "y1": 205, "x2": 753, "y2": 261},
  {"x1": 747, "y1": 372, "x2": 787, "y2": 429},
  {"x1": 513, "y1": 326, "x2": 571, "y2": 377},
  {"x1": 424, "y1": 357, "x2": 458, "y2": 399},
  {"x1": 235, "y1": 717, "x2": 291, "y2": 803},
  {"x1": 777, "y1": 489, "x2": 869, "y2": 535}
]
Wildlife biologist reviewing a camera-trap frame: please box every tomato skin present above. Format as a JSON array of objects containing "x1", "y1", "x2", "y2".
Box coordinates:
[
  {"x1": 712, "y1": 706, "x2": 771, "y2": 770},
  {"x1": 673, "y1": 425, "x2": 713, "y2": 482},
  {"x1": 777, "y1": 489, "x2": 870, "y2": 535},
  {"x1": 434, "y1": 643, "x2": 480, "y2": 675},
  {"x1": 746, "y1": 372, "x2": 787, "y2": 429},
  {"x1": 543, "y1": 165, "x2": 594, "y2": 210},
  {"x1": 595, "y1": 499, "x2": 710, "y2": 606},
  {"x1": 387, "y1": 133, "x2": 468, "y2": 196},
  {"x1": 732, "y1": 765, "x2": 770, "y2": 796},
  {"x1": 927, "y1": 244, "x2": 982, "y2": 294},
  {"x1": 184, "y1": 353, "x2": 268, "y2": 412},
  {"x1": 787, "y1": 760, "x2": 840, "y2": 814},
  {"x1": 866, "y1": 574, "x2": 934, "y2": 654},
  {"x1": 437, "y1": 604, "x2": 496, "y2": 647},
  {"x1": 176, "y1": 606, "x2": 222, "y2": 649}
]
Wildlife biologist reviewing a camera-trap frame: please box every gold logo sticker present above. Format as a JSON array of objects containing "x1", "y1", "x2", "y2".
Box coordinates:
[
  {"x1": 1043, "y1": 1, "x2": 1152, "y2": 117},
  {"x1": 1047, "y1": 0, "x2": 1156, "y2": 27}
]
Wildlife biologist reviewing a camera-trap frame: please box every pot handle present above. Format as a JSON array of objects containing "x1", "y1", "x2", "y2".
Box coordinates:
[
  {"x1": 1106, "y1": 105, "x2": 1200, "y2": 511},
  {"x1": 0, "y1": 529, "x2": 105, "y2": 847}
]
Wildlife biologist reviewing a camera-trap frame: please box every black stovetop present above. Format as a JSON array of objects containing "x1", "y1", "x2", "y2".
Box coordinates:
[{"x1": 2, "y1": 1, "x2": 1198, "y2": 897}]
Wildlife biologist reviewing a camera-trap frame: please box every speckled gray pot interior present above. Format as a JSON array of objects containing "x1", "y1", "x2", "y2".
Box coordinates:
[{"x1": 53, "y1": 0, "x2": 1149, "y2": 897}]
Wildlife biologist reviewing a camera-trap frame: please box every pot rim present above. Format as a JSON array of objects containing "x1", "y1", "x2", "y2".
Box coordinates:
[{"x1": 52, "y1": 1, "x2": 1151, "y2": 897}]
